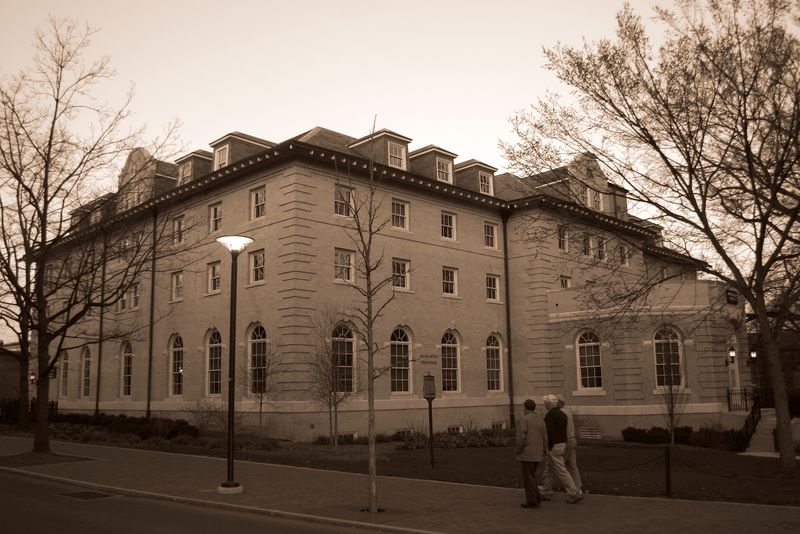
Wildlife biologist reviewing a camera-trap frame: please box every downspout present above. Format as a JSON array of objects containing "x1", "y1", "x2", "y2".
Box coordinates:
[
  {"x1": 146, "y1": 209, "x2": 158, "y2": 418},
  {"x1": 94, "y1": 252, "x2": 107, "y2": 415},
  {"x1": 502, "y1": 212, "x2": 516, "y2": 428}
]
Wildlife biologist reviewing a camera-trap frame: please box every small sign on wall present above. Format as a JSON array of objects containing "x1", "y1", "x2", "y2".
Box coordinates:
[{"x1": 417, "y1": 353, "x2": 438, "y2": 366}]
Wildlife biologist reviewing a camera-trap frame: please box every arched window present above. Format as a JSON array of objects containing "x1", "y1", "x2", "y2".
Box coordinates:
[
  {"x1": 332, "y1": 324, "x2": 354, "y2": 392},
  {"x1": 577, "y1": 331, "x2": 602, "y2": 389},
  {"x1": 390, "y1": 328, "x2": 411, "y2": 393},
  {"x1": 121, "y1": 342, "x2": 133, "y2": 397},
  {"x1": 250, "y1": 325, "x2": 268, "y2": 395},
  {"x1": 170, "y1": 336, "x2": 184, "y2": 396},
  {"x1": 59, "y1": 353, "x2": 69, "y2": 398},
  {"x1": 81, "y1": 347, "x2": 91, "y2": 398},
  {"x1": 654, "y1": 327, "x2": 682, "y2": 387},
  {"x1": 441, "y1": 331, "x2": 459, "y2": 392},
  {"x1": 207, "y1": 330, "x2": 223, "y2": 395},
  {"x1": 485, "y1": 335, "x2": 502, "y2": 391}
]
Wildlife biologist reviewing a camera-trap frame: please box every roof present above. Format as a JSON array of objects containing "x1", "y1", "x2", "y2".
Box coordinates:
[
  {"x1": 175, "y1": 150, "x2": 212, "y2": 164},
  {"x1": 348, "y1": 128, "x2": 413, "y2": 148},
  {"x1": 408, "y1": 145, "x2": 458, "y2": 159},
  {"x1": 209, "y1": 131, "x2": 275, "y2": 148},
  {"x1": 454, "y1": 159, "x2": 498, "y2": 173}
]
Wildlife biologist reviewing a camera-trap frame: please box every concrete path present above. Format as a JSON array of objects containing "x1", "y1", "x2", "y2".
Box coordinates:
[
  {"x1": 1, "y1": 435, "x2": 799, "y2": 534},
  {"x1": 747, "y1": 408, "x2": 777, "y2": 454}
]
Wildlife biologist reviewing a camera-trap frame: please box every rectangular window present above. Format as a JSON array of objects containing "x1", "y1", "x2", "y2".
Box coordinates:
[
  {"x1": 334, "y1": 184, "x2": 353, "y2": 217},
  {"x1": 251, "y1": 186, "x2": 266, "y2": 220},
  {"x1": 179, "y1": 161, "x2": 192, "y2": 185},
  {"x1": 131, "y1": 283, "x2": 140, "y2": 309},
  {"x1": 332, "y1": 335, "x2": 354, "y2": 393},
  {"x1": 207, "y1": 262, "x2": 221, "y2": 293},
  {"x1": 208, "y1": 341, "x2": 222, "y2": 395},
  {"x1": 81, "y1": 352, "x2": 91, "y2": 398},
  {"x1": 213, "y1": 145, "x2": 228, "y2": 170},
  {"x1": 597, "y1": 237, "x2": 606, "y2": 261},
  {"x1": 436, "y1": 158, "x2": 452, "y2": 183},
  {"x1": 441, "y1": 337, "x2": 458, "y2": 392},
  {"x1": 619, "y1": 245, "x2": 630, "y2": 266},
  {"x1": 479, "y1": 172, "x2": 493, "y2": 195},
  {"x1": 118, "y1": 290, "x2": 128, "y2": 312},
  {"x1": 392, "y1": 258, "x2": 410, "y2": 290},
  {"x1": 560, "y1": 276, "x2": 572, "y2": 289},
  {"x1": 171, "y1": 341, "x2": 184, "y2": 396},
  {"x1": 486, "y1": 274, "x2": 500, "y2": 301},
  {"x1": 593, "y1": 190, "x2": 603, "y2": 211},
  {"x1": 442, "y1": 267, "x2": 458, "y2": 295},
  {"x1": 209, "y1": 202, "x2": 222, "y2": 232},
  {"x1": 172, "y1": 216, "x2": 184, "y2": 245},
  {"x1": 557, "y1": 225, "x2": 568, "y2": 252},
  {"x1": 171, "y1": 271, "x2": 183, "y2": 301},
  {"x1": 59, "y1": 354, "x2": 69, "y2": 398},
  {"x1": 391, "y1": 199, "x2": 408, "y2": 229},
  {"x1": 122, "y1": 352, "x2": 132, "y2": 397},
  {"x1": 388, "y1": 141, "x2": 406, "y2": 170},
  {"x1": 486, "y1": 341, "x2": 501, "y2": 391},
  {"x1": 250, "y1": 249, "x2": 265, "y2": 284},
  {"x1": 441, "y1": 212, "x2": 456, "y2": 240},
  {"x1": 484, "y1": 222, "x2": 497, "y2": 248},
  {"x1": 579, "y1": 184, "x2": 589, "y2": 206},
  {"x1": 334, "y1": 248, "x2": 354, "y2": 282},
  {"x1": 583, "y1": 236, "x2": 591, "y2": 257}
]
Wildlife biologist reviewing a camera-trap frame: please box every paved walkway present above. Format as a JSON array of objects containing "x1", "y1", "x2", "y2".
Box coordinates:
[{"x1": 1, "y1": 435, "x2": 799, "y2": 533}]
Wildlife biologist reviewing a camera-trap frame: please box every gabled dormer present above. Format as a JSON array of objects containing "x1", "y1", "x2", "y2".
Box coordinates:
[
  {"x1": 408, "y1": 145, "x2": 458, "y2": 184},
  {"x1": 209, "y1": 132, "x2": 274, "y2": 171},
  {"x1": 454, "y1": 159, "x2": 498, "y2": 196},
  {"x1": 116, "y1": 148, "x2": 178, "y2": 213},
  {"x1": 347, "y1": 129, "x2": 412, "y2": 170},
  {"x1": 175, "y1": 150, "x2": 212, "y2": 185}
]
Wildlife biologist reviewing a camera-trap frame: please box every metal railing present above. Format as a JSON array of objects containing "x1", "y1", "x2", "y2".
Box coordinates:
[{"x1": 727, "y1": 388, "x2": 755, "y2": 411}]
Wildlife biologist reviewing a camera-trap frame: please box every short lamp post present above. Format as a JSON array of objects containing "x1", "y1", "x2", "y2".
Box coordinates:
[
  {"x1": 727, "y1": 348, "x2": 736, "y2": 366},
  {"x1": 423, "y1": 373, "x2": 436, "y2": 469},
  {"x1": 216, "y1": 235, "x2": 253, "y2": 495}
]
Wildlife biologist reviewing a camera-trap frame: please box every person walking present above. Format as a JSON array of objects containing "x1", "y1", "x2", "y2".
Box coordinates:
[
  {"x1": 557, "y1": 394, "x2": 583, "y2": 493},
  {"x1": 515, "y1": 399, "x2": 548, "y2": 508},
  {"x1": 542, "y1": 394, "x2": 583, "y2": 503}
]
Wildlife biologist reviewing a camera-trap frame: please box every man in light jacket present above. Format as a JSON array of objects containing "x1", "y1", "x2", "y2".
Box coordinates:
[
  {"x1": 557, "y1": 393, "x2": 583, "y2": 492},
  {"x1": 515, "y1": 398, "x2": 548, "y2": 508}
]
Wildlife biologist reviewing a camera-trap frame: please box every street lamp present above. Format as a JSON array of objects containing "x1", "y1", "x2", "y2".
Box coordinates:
[
  {"x1": 216, "y1": 235, "x2": 253, "y2": 495},
  {"x1": 727, "y1": 347, "x2": 736, "y2": 365},
  {"x1": 423, "y1": 373, "x2": 436, "y2": 469}
]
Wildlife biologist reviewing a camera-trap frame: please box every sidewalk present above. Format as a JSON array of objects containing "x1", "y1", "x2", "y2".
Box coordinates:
[{"x1": 1, "y1": 435, "x2": 799, "y2": 533}]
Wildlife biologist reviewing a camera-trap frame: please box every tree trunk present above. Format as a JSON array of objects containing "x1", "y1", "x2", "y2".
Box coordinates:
[
  {"x1": 32, "y1": 330, "x2": 51, "y2": 453},
  {"x1": 333, "y1": 399, "x2": 339, "y2": 456},
  {"x1": 16, "y1": 353, "x2": 30, "y2": 427},
  {"x1": 367, "y1": 312, "x2": 377, "y2": 513},
  {"x1": 756, "y1": 309, "x2": 797, "y2": 470}
]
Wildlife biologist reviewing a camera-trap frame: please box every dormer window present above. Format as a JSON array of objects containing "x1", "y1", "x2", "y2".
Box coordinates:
[
  {"x1": 388, "y1": 142, "x2": 406, "y2": 170},
  {"x1": 479, "y1": 172, "x2": 494, "y2": 195},
  {"x1": 436, "y1": 158, "x2": 453, "y2": 183},
  {"x1": 214, "y1": 145, "x2": 229, "y2": 170},
  {"x1": 178, "y1": 162, "x2": 192, "y2": 185}
]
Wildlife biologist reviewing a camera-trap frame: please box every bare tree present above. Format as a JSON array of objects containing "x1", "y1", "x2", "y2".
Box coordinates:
[
  {"x1": 0, "y1": 19, "x2": 180, "y2": 452},
  {"x1": 238, "y1": 326, "x2": 283, "y2": 427},
  {"x1": 504, "y1": 0, "x2": 800, "y2": 470},
  {"x1": 308, "y1": 307, "x2": 357, "y2": 455}
]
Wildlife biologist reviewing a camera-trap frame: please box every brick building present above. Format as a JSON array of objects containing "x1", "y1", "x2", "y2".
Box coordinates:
[{"x1": 48, "y1": 126, "x2": 750, "y2": 441}]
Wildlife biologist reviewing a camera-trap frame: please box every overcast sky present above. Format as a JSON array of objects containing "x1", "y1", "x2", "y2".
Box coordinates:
[{"x1": 0, "y1": 0, "x2": 651, "y2": 173}]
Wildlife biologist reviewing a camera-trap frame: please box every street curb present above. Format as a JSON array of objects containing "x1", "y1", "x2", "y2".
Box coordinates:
[{"x1": 0, "y1": 466, "x2": 442, "y2": 534}]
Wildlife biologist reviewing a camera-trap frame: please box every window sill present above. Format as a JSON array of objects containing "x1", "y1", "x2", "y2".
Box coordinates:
[
  {"x1": 246, "y1": 281, "x2": 266, "y2": 288},
  {"x1": 390, "y1": 226, "x2": 411, "y2": 233},
  {"x1": 392, "y1": 288, "x2": 413, "y2": 294},
  {"x1": 169, "y1": 298, "x2": 183, "y2": 304},
  {"x1": 390, "y1": 391, "x2": 413, "y2": 397},
  {"x1": 205, "y1": 291, "x2": 221, "y2": 297},
  {"x1": 440, "y1": 238, "x2": 459, "y2": 243},
  {"x1": 572, "y1": 389, "x2": 606, "y2": 397},
  {"x1": 333, "y1": 279, "x2": 354, "y2": 286},
  {"x1": 483, "y1": 246, "x2": 499, "y2": 252},
  {"x1": 652, "y1": 388, "x2": 692, "y2": 395},
  {"x1": 442, "y1": 294, "x2": 461, "y2": 300},
  {"x1": 485, "y1": 299, "x2": 503, "y2": 305}
]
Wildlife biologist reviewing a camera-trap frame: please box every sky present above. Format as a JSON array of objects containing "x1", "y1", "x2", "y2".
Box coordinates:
[{"x1": 0, "y1": 0, "x2": 650, "y2": 174}]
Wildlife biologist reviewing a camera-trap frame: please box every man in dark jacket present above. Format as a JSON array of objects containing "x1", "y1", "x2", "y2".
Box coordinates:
[
  {"x1": 542, "y1": 394, "x2": 583, "y2": 503},
  {"x1": 515, "y1": 399, "x2": 548, "y2": 508}
]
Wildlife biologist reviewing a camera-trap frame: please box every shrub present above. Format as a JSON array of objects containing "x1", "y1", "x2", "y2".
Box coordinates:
[
  {"x1": 621, "y1": 426, "x2": 692, "y2": 445},
  {"x1": 49, "y1": 413, "x2": 199, "y2": 440},
  {"x1": 693, "y1": 426, "x2": 748, "y2": 451}
]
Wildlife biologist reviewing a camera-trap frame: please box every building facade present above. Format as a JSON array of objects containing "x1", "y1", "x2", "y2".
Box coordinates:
[{"x1": 48, "y1": 126, "x2": 750, "y2": 441}]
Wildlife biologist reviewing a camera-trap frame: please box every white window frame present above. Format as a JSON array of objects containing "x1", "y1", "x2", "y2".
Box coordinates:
[
  {"x1": 131, "y1": 283, "x2": 140, "y2": 309},
  {"x1": 249, "y1": 249, "x2": 265, "y2": 284},
  {"x1": 390, "y1": 328, "x2": 411, "y2": 394},
  {"x1": 59, "y1": 353, "x2": 69, "y2": 398},
  {"x1": 560, "y1": 276, "x2": 572, "y2": 289},
  {"x1": 441, "y1": 330, "x2": 460, "y2": 392},
  {"x1": 654, "y1": 327, "x2": 683, "y2": 389},
  {"x1": 172, "y1": 216, "x2": 184, "y2": 245},
  {"x1": 619, "y1": 245, "x2": 630, "y2": 267},
  {"x1": 388, "y1": 141, "x2": 406, "y2": 170},
  {"x1": 207, "y1": 330, "x2": 223, "y2": 396},
  {"x1": 334, "y1": 184, "x2": 353, "y2": 217},
  {"x1": 179, "y1": 161, "x2": 192, "y2": 185},
  {"x1": 249, "y1": 325, "x2": 269, "y2": 396},
  {"x1": 593, "y1": 190, "x2": 603, "y2": 211},
  {"x1": 484, "y1": 222, "x2": 498, "y2": 249},
  {"x1": 207, "y1": 262, "x2": 221, "y2": 294},
  {"x1": 577, "y1": 331, "x2": 603, "y2": 390},
  {"x1": 441, "y1": 212, "x2": 456, "y2": 240},
  {"x1": 332, "y1": 324, "x2": 355, "y2": 393},
  {"x1": 81, "y1": 348, "x2": 91, "y2": 398},
  {"x1": 209, "y1": 202, "x2": 223, "y2": 232},
  {"x1": 486, "y1": 274, "x2": 500, "y2": 302},
  {"x1": 121, "y1": 342, "x2": 133, "y2": 397},
  {"x1": 436, "y1": 158, "x2": 453, "y2": 183},
  {"x1": 392, "y1": 258, "x2": 410, "y2": 291},
  {"x1": 334, "y1": 248, "x2": 354, "y2": 283},
  {"x1": 442, "y1": 267, "x2": 458, "y2": 296},
  {"x1": 557, "y1": 225, "x2": 568, "y2": 252},
  {"x1": 170, "y1": 271, "x2": 183, "y2": 302},
  {"x1": 479, "y1": 172, "x2": 494, "y2": 196},
  {"x1": 251, "y1": 186, "x2": 266, "y2": 220},
  {"x1": 170, "y1": 336, "x2": 184, "y2": 396},
  {"x1": 597, "y1": 237, "x2": 607, "y2": 261},
  {"x1": 485, "y1": 335, "x2": 502, "y2": 392},
  {"x1": 391, "y1": 199, "x2": 409, "y2": 230},
  {"x1": 214, "y1": 145, "x2": 229, "y2": 170},
  {"x1": 582, "y1": 236, "x2": 592, "y2": 257}
]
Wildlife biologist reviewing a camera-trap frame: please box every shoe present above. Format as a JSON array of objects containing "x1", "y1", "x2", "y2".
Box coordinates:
[
  {"x1": 566, "y1": 494, "x2": 584, "y2": 504},
  {"x1": 521, "y1": 503, "x2": 539, "y2": 508},
  {"x1": 539, "y1": 494, "x2": 552, "y2": 501}
]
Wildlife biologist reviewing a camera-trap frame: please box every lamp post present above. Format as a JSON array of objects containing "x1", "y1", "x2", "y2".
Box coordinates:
[
  {"x1": 423, "y1": 373, "x2": 436, "y2": 469},
  {"x1": 216, "y1": 235, "x2": 253, "y2": 495}
]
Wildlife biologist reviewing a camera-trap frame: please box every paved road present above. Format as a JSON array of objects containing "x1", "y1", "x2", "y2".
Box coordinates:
[{"x1": 0, "y1": 471, "x2": 360, "y2": 534}]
